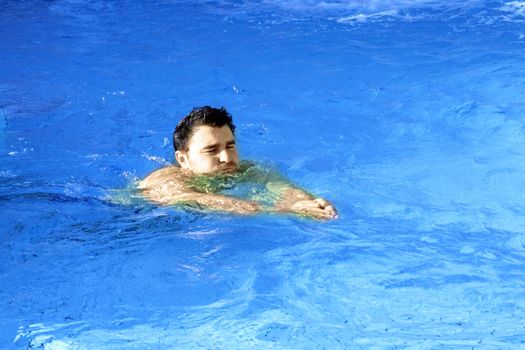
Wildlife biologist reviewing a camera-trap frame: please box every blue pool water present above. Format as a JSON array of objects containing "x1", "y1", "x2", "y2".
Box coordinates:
[{"x1": 2, "y1": 0, "x2": 525, "y2": 348}]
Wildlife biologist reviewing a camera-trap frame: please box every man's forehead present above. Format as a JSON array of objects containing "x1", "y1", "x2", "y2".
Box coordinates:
[{"x1": 188, "y1": 125, "x2": 234, "y2": 147}]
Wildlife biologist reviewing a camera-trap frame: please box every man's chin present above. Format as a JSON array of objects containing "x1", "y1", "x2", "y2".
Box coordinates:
[{"x1": 191, "y1": 165, "x2": 239, "y2": 175}]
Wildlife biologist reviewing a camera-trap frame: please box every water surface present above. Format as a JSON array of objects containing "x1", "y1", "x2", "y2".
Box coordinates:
[{"x1": 1, "y1": 0, "x2": 525, "y2": 348}]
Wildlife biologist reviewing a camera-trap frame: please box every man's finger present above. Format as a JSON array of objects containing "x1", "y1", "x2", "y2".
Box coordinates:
[
  {"x1": 299, "y1": 207, "x2": 335, "y2": 220},
  {"x1": 314, "y1": 198, "x2": 329, "y2": 208},
  {"x1": 325, "y1": 205, "x2": 337, "y2": 217},
  {"x1": 293, "y1": 200, "x2": 322, "y2": 210}
]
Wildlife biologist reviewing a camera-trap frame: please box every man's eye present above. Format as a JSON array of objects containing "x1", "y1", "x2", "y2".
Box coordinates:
[
  {"x1": 204, "y1": 149, "x2": 216, "y2": 154},
  {"x1": 227, "y1": 144, "x2": 235, "y2": 149}
]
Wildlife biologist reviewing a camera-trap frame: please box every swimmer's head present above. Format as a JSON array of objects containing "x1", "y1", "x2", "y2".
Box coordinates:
[{"x1": 173, "y1": 106, "x2": 239, "y2": 174}]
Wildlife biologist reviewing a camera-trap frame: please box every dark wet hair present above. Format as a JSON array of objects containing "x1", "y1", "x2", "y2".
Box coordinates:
[{"x1": 173, "y1": 106, "x2": 236, "y2": 152}]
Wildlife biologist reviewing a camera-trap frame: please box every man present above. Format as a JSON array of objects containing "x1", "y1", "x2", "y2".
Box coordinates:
[{"x1": 138, "y1": 106, "x2": 337, "y2": 220}]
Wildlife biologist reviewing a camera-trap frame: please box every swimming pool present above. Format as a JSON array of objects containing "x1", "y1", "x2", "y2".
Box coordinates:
[{"x1": 1, "y1": 0, "x2": 525, "y2": 348}]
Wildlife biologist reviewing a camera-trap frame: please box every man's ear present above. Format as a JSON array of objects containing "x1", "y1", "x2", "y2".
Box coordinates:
[{"x1": 175, "y1": 151, "x2": 190, "y2": 169}]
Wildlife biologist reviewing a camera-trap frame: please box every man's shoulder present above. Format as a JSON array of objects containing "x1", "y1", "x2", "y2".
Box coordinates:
[{"x1": 138, "y1": 166, "x2": 187, "y2": 189}]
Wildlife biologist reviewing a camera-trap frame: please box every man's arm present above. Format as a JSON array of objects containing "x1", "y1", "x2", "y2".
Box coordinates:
[
  {"x1": 185, "y1": 193, "x2": 262, "y2": 214},
  {"x1": 138, "y1": 166, "x2": 336, "y2": 218},
  {"x1": 138, "y1": 167, "x2": 262, "y2": 214},
  {"x1": 143, "y1": 190, "x2": 261, "y2": 214}
]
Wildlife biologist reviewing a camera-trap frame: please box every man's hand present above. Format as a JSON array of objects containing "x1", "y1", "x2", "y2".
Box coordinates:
[
  {"x1": 271, "y1": 184, "x2": 338, "y2": 220},
  {"x1": 289, "y1": 198, "x2": 338, "y2": 220}
]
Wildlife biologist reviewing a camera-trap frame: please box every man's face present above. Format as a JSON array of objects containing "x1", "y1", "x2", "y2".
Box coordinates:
[{"x1": 176, "y1": 125, "x2": 239, "y2": 174}]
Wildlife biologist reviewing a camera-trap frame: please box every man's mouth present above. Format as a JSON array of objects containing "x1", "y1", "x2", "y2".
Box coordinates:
[{"x1": 220, "y1": 165, "x2": 238, "y2": 173}]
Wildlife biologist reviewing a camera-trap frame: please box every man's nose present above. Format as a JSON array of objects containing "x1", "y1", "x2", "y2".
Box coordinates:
[{"x1": 219, "y1": 149, "x2": 231, "y2": 163}]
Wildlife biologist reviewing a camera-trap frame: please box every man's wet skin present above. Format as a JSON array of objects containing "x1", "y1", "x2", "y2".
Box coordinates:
[
  {"x1": 138, "y1": 107, "x2": 337, "y2": 220},
  {"x1": 176, "y1": 125, "x2": 239, "y2": 175}
]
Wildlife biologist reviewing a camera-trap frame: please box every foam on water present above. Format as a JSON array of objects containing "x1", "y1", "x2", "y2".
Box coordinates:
[
  {"x1": 187, "y1": 0, "x2": 525, "y2": 25},
  {"x1": 266, "y1": 0, "x2": 484, "y2": 11},
  {"x1": 501, "y1": 1, "x2": 525, "y2": 14}
]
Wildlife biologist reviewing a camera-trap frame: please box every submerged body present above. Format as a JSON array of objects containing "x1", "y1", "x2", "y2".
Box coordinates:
[{"x1": 138, "y1": 162, "x2": 337, "y2": 219}]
